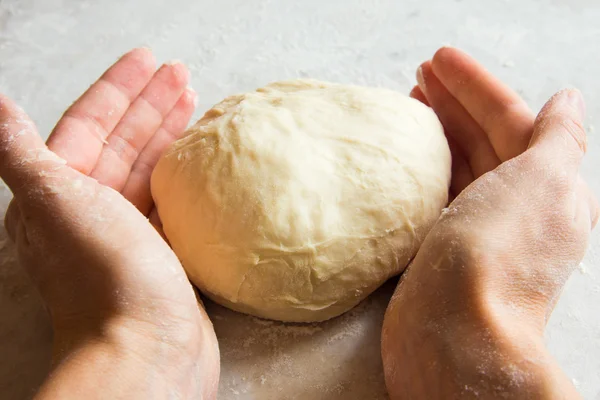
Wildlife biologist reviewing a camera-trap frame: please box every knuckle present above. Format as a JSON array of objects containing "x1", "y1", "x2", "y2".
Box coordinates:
[
  {"x1": 556, "y1": 114, "x2": 587, "y2": 153},
  {"x1": 518, "y1": 149, "x2": 545, "y2": 172},
  {"x1": 107, "y1": 134, "x2": 140, "y2": 165},
  {"x1": 519, "y1": 150, "x2": 571, "y2": 193}
]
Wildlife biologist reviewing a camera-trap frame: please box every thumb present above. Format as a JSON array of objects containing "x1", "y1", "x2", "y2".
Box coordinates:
[
  {"x1": 0, "y1": 94, "x2": 67, "y2": 196},
  {"x1": 528, "y1": 88, "x2": 587, "y2": 179}
]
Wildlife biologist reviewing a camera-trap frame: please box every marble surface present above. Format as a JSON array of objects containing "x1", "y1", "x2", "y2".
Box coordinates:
[{"x1": 1, "y1": 0, "x2": 599, "y2": 399}]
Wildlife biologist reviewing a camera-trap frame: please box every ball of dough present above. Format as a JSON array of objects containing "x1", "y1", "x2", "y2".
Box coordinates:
[{"x1": 151, "y1": 79, "x2": 451, "y2": 322}]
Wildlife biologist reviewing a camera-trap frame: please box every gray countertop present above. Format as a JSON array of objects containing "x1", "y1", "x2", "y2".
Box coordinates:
[{"x1": 1, "y1": 0, "x2": 599, "y2": 399}]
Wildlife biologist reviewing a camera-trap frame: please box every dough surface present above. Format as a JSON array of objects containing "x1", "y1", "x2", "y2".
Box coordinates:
[{"x1": 151, "y1": 79, "x2": 451, "y2": 322}]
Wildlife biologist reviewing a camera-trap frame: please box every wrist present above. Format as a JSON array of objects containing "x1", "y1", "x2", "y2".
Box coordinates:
[
  {"x1": 411, "y1": 224, "x2": 550, "y2": 334},
  {"x1": 52, "y1": 315, "x2": 189, "y2": 362},
  {"x1": 38, "y1": 335, "x2": 185, "y2": 400},
  {"x1": 47, "y1": 308, "x2": 219, "y2": 399},
  {"x1": 382, "y1": 232, "x2": 578, "y2": 399}
]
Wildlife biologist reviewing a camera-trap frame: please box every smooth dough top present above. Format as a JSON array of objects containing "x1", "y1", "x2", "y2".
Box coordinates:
[{"x1": 151, "y1": 79, "x2": 451, "y2": 322}]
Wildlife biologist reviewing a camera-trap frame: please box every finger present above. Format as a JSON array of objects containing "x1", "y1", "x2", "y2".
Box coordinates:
[
  {"x1": 410, "y1": 83, "x2": 472, "y2": 196},
  {"x1": 417, "y1": 61, "x2": 500, "y2": 178},
  {"x1": 148, "y1": 207, "x2": 162, "y2": 229},
  {"x1": 431, "y1": 47, "x2": 535, "y2": 161},
  {"x1": 447, "y1": 137, "x2": 474, "y2": 197},
  {"x1": 0, "y1": 94, "x2": 67, "y2": 194},
  {"x1": 90, "y1": 61, "x2": 190, "y2": 191},
  {"x1": 528, "y1": 89, "x2": 586, "y2": 178},
  {"x1": 148, "y1": 207, "x2": 168, "y2": 242},
  {"x1": 121, "y1": 87, "x2": 197, "y2": 214},
  {"x1": 4, "y1": 200, "x2": 20, "y2": 242},
  {"x1": 47, "y1": 48, "x2": 157, "y2": 174},
  {"x1": 409, "y1": 85, "x2": 430, "y2": 106}
]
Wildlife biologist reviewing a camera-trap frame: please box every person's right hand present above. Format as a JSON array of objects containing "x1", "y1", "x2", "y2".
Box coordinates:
[
  {"x1": 382, "y1": 47, "x2": 598, "y2": 399},
  {"x1": 0, "y1": 48, "x2": 219, "y2": 399}
]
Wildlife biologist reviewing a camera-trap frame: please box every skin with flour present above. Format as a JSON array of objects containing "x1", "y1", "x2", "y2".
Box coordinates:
[
  {"x1": 0, "y1": 46, "x2": 596, "y2": 399},
  {"x1": 382, "y1": 48, "x2": 598, "y2": 399},
  {"x1": 0, "y1": 49, "x2": 219, "y2": 400}
]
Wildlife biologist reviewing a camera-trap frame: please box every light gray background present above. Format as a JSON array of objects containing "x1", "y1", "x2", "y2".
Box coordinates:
[{"x1": 0, "y1": 0, "x2": 599, "y2": 399}]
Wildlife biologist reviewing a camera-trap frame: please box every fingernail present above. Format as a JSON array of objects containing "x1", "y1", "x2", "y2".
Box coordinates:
[
  {"x1": 416, "y1": 65, "x2": 426, "y2": 90},
  {"x1": 164, "y1": 60, "x2": 190, "y2": 81},
  {"x1": 186, "y1": 86, "x2": 198, "y2": 107},
  {"x1": 567, "y1": 89, "x2": 586, "y2": 119}
]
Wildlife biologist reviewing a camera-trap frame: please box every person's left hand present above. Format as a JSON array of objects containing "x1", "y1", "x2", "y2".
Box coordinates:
[
  {"x1": 1, "y1": 48, "x2": 219, "y2": 399},
  {"x1": 382, "y1": 47, "x2": 597, "y2": 399}
]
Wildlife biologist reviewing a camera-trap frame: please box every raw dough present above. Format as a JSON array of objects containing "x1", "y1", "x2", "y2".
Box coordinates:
[{"x1": 151, "y1": 79, "x2": 451, "y2": 322}]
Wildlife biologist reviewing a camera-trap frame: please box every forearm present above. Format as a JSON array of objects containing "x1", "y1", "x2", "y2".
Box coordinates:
[{"x1": 382, "y1": 247, "x2": 580, "y2": 400}]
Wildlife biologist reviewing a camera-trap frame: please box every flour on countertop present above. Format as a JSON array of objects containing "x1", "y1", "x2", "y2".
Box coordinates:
[{"x1": 207, "y1": 280, "x2": 394, "y2": 399}]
